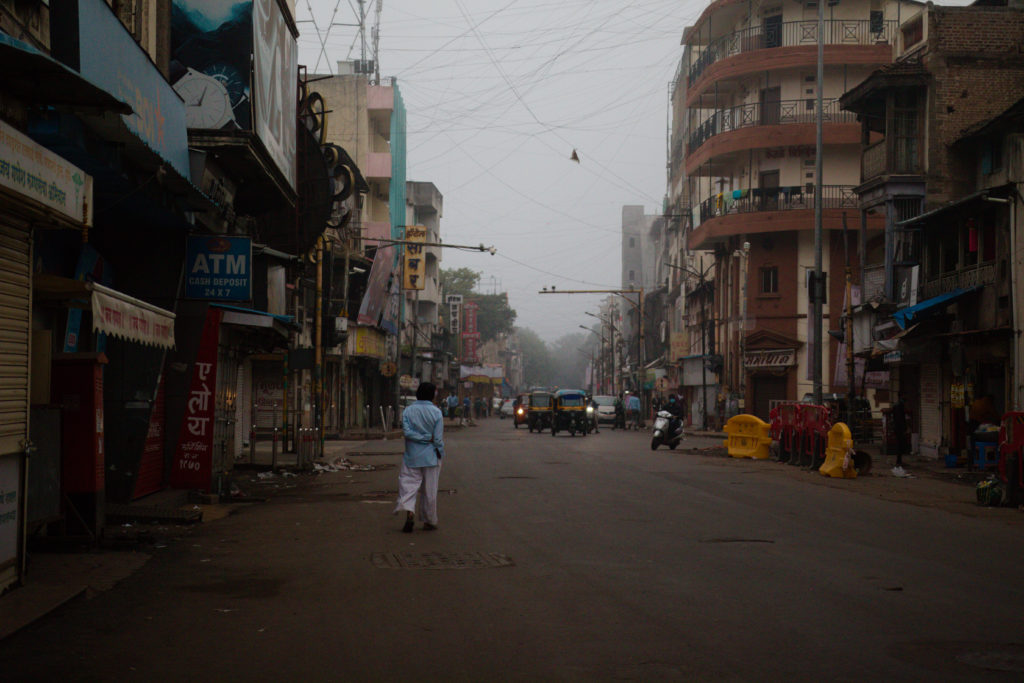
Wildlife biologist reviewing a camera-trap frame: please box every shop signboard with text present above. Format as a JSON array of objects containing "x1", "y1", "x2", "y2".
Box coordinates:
[
  {"x1": 170, "y1": 309, "x2": 222, "y2": 491},
  {"x1": 403, "y1": 225, "x2": 427, "y2": 290},
  {"x1": 185, "y1": 235, "x2": 252, "y2": 301},
  {"x1": 462, "y1": 301, "x2": 480, "y2": 364},
  {"x1": 0, "y1": 119, "x2": 93, "y2": 226}
]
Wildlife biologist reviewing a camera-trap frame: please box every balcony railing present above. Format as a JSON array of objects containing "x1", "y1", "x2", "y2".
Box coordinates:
[
  {"x1": 861, "y1": 138, "x2": 923, "y2": 181},
  {"x1": 698, "y1": 184, "x2": 858, "y2": 223},
  {"x1": 687, "y1": 19, "x2": 897, "y2": 87},
  {"x1": 688, "y1": 98, "x2": 855, "y2": 154},
  {"x1": 920, "y1": 265, "x2": 996, "y2": 300}
]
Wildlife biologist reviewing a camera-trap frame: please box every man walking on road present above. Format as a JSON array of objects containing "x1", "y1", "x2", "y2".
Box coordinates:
[{"x1": 395, "y1": 382, "x2": 446, "y2": 532}]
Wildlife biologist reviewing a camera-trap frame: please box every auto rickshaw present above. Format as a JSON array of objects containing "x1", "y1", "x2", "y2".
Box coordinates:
[
  {"x1": 513, "y1": 393, "x2": 530, "y2": 429},
  {"x1": 527, "y1": 390, "x2": 553, "y2": 433},
  {"x1": 551, "y1": 389, "x2": 589, "y2": 437}
]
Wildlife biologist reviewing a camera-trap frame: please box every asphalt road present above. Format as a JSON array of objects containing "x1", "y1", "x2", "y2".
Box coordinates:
[{"x1": 2, "y1": 418, "x2": 1024, "y2": 681}]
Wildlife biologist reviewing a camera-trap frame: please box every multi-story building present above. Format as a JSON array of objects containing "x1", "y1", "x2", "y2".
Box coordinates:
[
  {"x1": 621, "y1": 206, "x2": 662, "y2": 394},
  {"x1": 840, "y1": 1, "x2": 1024, "y2": 459},
  {"x1": 404, "y1": 181, "x2": 444, "y2": 388},
  {"x1": 315, "y1": 61, "x2": 408, "y2": 431},
  {"x1": 671, "y1": 0, "x2": 909, "y2": 419}
]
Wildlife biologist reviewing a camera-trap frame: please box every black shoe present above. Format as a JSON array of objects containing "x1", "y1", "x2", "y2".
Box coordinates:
[
  {"x1": 402, "y1": 517, "x2": 415, "y2": 533},
  {"x1": 423, "y1": 522, "x2": 437, "y2": 531}
]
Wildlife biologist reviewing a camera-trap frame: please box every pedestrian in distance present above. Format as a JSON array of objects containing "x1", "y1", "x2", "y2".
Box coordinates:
[
  {"x1": 613, "y1": 393, "x2": 625, "y2": 430},
  {"x1": 394, "y1": 381, "x2": 446, "y2": 532},
  {"x1": 891, "y1": 392, "x2": 909, "y2": 476},
  {"x1": 626, "y1": 392, "x2": 641, "y2": 430}
]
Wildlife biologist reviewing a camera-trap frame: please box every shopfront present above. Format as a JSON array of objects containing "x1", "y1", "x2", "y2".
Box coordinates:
[{"x1": 0, "y1": 117, "x2": 95, "y2": 591}]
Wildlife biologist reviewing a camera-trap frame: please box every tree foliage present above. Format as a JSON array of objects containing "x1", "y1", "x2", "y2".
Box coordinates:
[
  {"x1": 440, "y1": 267, "x2": 517, "y2": 343},
  {"x1": 516, "y1": 327, "x2": 554, "y2": 388}
]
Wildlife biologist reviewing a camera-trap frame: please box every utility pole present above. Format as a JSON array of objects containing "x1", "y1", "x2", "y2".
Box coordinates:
[
  {"x1": 812, "y1": 0, "x2": 825, "y2": 405},
  {"x1": 541, "y1": 286, "x2": 642, "y2": 399}
]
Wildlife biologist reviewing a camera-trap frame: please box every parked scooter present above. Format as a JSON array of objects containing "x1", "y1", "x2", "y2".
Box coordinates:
[{"x1": 650, "y1": 410, "x2": 683, "y2": 450}]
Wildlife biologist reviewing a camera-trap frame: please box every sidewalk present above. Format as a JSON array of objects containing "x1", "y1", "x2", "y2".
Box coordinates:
[{"x1": 0, "y1": 437, "x2": 403, "y2": 642}]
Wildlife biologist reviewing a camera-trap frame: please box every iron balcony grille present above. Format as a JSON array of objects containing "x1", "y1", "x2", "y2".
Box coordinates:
[
  {"x1": 687, "y1": 98, "x2": 856, "y2": 154},
  {"x1": 687, "y1": 19, "x2": 898, "y2": 87},
  {"x1": 698, "y1": 184, "x2": 859, "y2": 223}
]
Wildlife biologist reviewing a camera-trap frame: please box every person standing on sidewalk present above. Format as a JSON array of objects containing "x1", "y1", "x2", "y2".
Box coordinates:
[
  {"x1": 395, "y1": 382, "x2": 446, "y2": 532},
  {"x1": 892, "y1": 392, "x2": 909, "y2": 476}
]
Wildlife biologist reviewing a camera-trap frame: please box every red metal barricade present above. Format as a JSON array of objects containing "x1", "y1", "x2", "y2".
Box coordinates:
[
  {"x1": 998, "y1": 412, "x2": 1024, "y2": 503},
  {"x1": 793, "y1": 404, "x2": 832, "y2": 468}
]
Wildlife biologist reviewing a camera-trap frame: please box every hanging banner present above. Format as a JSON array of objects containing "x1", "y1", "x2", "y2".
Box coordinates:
[
  {"x1": 403, "y1": 225, "x2": 427, "y2": 290},
  {"x1": 357, "y1": 246, "x2": 396, "y2": 328},
  {"x1": 170, "y1": 308, "x2": 222, "y2": 491}
]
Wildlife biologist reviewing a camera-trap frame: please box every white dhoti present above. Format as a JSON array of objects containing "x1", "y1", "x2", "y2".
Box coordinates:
[{"x1": 394, "y1": 460, "x2": 442, "y2": 525}]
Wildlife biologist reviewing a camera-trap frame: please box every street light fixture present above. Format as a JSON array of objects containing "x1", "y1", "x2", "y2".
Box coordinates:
[{"x1": 540, "y1": 287, "x2": 644, "y2": 398}]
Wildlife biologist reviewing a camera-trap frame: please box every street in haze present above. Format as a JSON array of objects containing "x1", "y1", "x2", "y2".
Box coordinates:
[{"x1": 2, "y1": 418, "x2": 1023, "y2": 681}]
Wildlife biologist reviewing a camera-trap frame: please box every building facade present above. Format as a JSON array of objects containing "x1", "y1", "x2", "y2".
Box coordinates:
[
  {"x1": 671, "y1": 0, "x2": 906, "y2": 421},
  {"x1": 841, "y1": 1, "x2": 1024, "y2": 458}
]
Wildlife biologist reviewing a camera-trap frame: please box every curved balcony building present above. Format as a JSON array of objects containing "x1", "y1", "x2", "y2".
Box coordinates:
[{"x1": 668, "y1": 0, "x2": 917, "y2": 419}]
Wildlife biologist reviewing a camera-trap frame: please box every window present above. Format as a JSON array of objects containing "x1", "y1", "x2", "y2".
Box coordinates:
[
  {"x1": 902, "y1": 17, "x2": 923, "y2": 49},
  {"x1": 893, "y1": 91, "x2": 919, "y2": 173},
  {"x1": 629, "y1": 270, "x2": 635, "y2": 282},
  {"x1": 963, "y1": 219, "x2": 978, "y2": 267},
  {"x1": 629, "y1": 237, "x2": 635, "y2": 248},
  {"x1": 983, "y1": 219, "x2": 996, "y2": 262},
  {"x1": 760, "y1": 266, "x2": 779, "y2": 294},
  {"x1": 981, "y1": 138, "x2": 1003, "y2": 175},
  {"x1": 870, "y1": 10, "x2": 884, "y2": 35},
  {"x1": 941, "y1": 224, "x2": 958, "y2": 273}
]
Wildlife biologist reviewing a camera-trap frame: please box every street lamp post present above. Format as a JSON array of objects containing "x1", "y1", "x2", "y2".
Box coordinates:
[
  {"x1": 542, "y1": 287, "x2": 643, "y2": 401},
  {"x1": 579, "y1": 324, "x2": 607, "y2": 394}
]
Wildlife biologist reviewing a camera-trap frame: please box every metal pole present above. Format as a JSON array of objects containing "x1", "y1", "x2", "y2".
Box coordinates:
[
  {"x1": 813, "y1": 0, "x2": 825, "y2": 405},
  {"x1": 701, "y1": 274, "x2": 708, "y2": 431},
  {"x1": 315, "y1": 237, "x2": 323, "y2": 452}
]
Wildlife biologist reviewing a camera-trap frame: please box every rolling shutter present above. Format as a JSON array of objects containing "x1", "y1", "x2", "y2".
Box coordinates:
[{"x1": 0, "y1": 219, "x2": 31, "y2": 456}]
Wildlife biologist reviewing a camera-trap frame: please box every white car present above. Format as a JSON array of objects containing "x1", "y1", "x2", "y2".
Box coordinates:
[
  {"x1": 592, "y1": 395, "x2": 617, "y2": 424},
  {"x1": 499, "y1": 398, "x2": 515, "y2": 418}
]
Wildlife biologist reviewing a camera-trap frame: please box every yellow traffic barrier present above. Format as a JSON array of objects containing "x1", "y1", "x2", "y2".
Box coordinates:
[
  {"x1": 722, "y1": 414, "x2": 772, "y2": 459},
  {"x1": 818, "y1": 422, "x2": 857, "y2": 479}
]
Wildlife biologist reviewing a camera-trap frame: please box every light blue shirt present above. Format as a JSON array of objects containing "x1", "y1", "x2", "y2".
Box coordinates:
[
  {"x1": 402, "y1": 400, "x2": 445, "y2": 468},
  {"x1": 627, "y1": 395, "x2": 641, "y2": 411}
]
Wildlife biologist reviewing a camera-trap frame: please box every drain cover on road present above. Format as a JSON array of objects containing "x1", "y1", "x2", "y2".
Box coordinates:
[{"x1": 371, "y1": 551, "x2": 515, "y2": 569}]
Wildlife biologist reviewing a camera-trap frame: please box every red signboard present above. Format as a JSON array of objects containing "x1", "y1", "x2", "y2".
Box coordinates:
[
  {"x1": 133, "y1": 380, "x2": 165, "y2": 499},
  {"x1": 462, "y1": 301, "x2": 480, "y2": 363},
  {"x1": 170, "y1": 309, "x2": 221, "y2": 491}
]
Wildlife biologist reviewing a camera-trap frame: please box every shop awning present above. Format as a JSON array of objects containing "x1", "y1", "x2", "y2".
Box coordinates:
[
  {"x1": 34, "y1": 275, "x2": 176, "y2": 349},
  {"x1": 90, "y1": 283, "x2": 175, "y2": 348},
  {"x1": 0, "y1": 33, "x2": 132, "y2": 114},
  {"x1": 892, "y1": 287, "x2": 980, "y2": 329},
  {"x1": 212, "y1": 304, "x2": 294, "y2": 339}
]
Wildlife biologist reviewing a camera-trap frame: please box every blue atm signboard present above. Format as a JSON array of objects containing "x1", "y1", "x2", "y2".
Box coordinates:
[{"x1": 186, "y1": 236, "x2": 252, "y2": 301}]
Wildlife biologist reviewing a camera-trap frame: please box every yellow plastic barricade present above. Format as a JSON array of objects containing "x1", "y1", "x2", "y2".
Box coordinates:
[
  {"x1": 722, "y1": 414, "x2": 772, "y2": 459},
  {"x1": 818, "y1": 422, "x2": 857, "y2": 479}
]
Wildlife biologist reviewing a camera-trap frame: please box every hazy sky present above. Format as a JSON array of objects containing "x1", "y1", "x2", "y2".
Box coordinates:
[
  {"x1": 295, "y1": 0, "x2": 972, "y2": 344},
  {"x1": 296, "y1": 0, "x2": 706, "y2": 343}
]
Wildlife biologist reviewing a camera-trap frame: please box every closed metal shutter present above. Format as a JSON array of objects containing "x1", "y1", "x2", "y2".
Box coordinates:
[
  {"x1": 235, "y1": 358, "x2": 251, "y2": 461},
  {"x1": 0, "y1": 219, "x2": 31, "y2": 456},
  {"x1": 919, "y1": 362, "x2": 941, "y2": 455}
]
